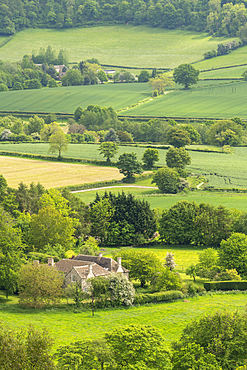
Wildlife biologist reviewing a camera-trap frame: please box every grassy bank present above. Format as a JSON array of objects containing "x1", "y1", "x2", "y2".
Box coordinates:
[{"x1": 0, "y1": 292, "x2": 246, "y2": 349}]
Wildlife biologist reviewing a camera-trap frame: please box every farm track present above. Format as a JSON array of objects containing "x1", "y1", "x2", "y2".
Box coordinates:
[{"x1": 71, "y1": 185, "x2": 158, "y2": 193}]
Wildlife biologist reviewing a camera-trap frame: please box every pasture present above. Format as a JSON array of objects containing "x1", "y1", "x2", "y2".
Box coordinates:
[
  {"x1": 123, "y1": 80, "x2": 247, "y2": 119},
  {"x1": 1, "y1": 79, "x2": 246, "y2": 119},
  {"x1": 194, "y1": 45, "x2": 247, "y2": 70},
  {"x1": 0, "y1": 26, "x2": 234, "y2": 68},
  {"x1": 0, "y1": 292, "x2": 246, "y2": 349},
  {"x1": 1, "y1": 143, "x2": 247, "y2": 189},
  {"x1": 0, "y1": 83, "x2": 151, "y2": 114},
  {"x1": 0, "y1": 156, "x2": 122, "y2": 188},
  {"x1": 200, "y1": 65, "x2": 246, "y2": 79},
  {"x1": 75, "y1": 188, "x2": 247, "y2": 211}
]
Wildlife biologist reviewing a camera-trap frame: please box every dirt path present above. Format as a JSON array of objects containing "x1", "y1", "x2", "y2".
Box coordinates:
[{"x1": 71, "y1": 185, "x2": 158, "y2": 193}]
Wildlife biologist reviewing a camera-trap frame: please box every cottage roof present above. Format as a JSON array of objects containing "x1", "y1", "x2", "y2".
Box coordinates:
[
  {"x1": 55, "y1": 259, "x2": 92, "y2": 274},
  {"x1": 73, "y1": 263, "x2": 111, "y2": 279},
  {"x1": 74, "y1": 254, "x2": 128, "y2": 273}
]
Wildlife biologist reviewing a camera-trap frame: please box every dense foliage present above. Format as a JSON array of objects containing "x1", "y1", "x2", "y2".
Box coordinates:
[
  {"x1": 160, "y1": 200, "x2": 234, "y2": 247},
  {"x1": 1, "y1": 0, "x2": 247, "y2": 39},
  {"x1": 172, "y1": 311, "x2": 247, "y2": 369},
  {"x1": 90, "y1": 192, "x2": 157, "y2": 245}
]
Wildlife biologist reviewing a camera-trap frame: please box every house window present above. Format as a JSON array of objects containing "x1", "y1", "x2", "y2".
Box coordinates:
[{"x1": 71, "y1": 274, "x2": 76, "y2": 282}]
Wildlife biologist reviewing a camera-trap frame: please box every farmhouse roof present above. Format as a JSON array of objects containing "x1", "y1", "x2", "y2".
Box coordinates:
[
  {"x1": 73, "y1": 263, "x2": 111, "y2": 279},
  {"x1": 55, "y1": 259, "x2": 92, "y2": 274},
  {"x1": 74, "y1": 254, "x2": 128, "y2": 273}
]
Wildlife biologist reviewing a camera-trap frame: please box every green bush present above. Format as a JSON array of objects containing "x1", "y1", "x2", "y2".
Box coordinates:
[
  {"x1": 204, "y1": 280, "x2": 247, "y2": 291},
  {"x1": 134, "y1": 290, "x2": 184, "y2": 304}
]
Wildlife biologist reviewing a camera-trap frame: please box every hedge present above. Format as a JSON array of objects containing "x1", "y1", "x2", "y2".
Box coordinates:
[
  {"x1": 61, "y1": 173, "x2": 153, "y2": 192},
  {"x1": 134, "y1": 290, "x2": 184, "y2": 305},
  {"x1": 204, "y1": 281, "x2": 247, "y2": 291},
  {"x1": 0, "y1": 150, "x2": 114, "y2": 166}
]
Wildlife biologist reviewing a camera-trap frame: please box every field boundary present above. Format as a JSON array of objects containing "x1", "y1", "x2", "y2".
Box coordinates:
[{"x1": 0, "y1": 150, "x2": 114, "y2": 166}]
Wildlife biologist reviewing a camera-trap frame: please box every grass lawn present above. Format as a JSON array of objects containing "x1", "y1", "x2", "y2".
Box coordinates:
[
  {"x1": 0, "y1": 26, "x2": 234, "y2": 68},
  {"x1": 1, "y1": 143, "x2": 247, "y2": 189},
  {"x1": 0, "y1": 292, "x2": 246, "y2": 349},
  {"x1": 0, "y1": 156, "x2": 122, "y2": 188},
  {"x1": 122, "y1": 80, "x2": 247, "y2": 119},
  {"x1": 0, "y1": 83, "x2": 151, "y2": 114}
]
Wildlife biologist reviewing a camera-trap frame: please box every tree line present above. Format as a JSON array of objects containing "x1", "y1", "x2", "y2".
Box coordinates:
[{"x1": 1, "y1": 0, "x2": 247, "y2": 39}]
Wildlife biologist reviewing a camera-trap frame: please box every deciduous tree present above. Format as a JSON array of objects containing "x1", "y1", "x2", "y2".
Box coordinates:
[
  {"x1": 49, "y1": 128, "x2": 68, "y2": 158},
  {"x1": 173, "y1": 64, "x2": 199, "y2": 89},
  {"x1": 98, "y1": 141, "x2": 118, "y2": 163},
  {"x1": 18, "y1": 263, "x2": 63, "y2": 308},
  {"x1": 142, "y1": 148, "x2": 159, "y2": 169},
  {"x1": 117, "y1": 153, "x2": 143, "y2": 181}
]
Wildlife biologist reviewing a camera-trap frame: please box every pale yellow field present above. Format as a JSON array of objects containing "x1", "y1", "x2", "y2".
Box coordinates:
[{"x1": 0, "y1": 156, "x2": 122, "y2": 188}]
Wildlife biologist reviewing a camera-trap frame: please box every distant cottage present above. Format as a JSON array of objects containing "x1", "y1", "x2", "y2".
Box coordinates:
[{"x1": 48, "y1": 254, "x2": 128, "y2": 290}]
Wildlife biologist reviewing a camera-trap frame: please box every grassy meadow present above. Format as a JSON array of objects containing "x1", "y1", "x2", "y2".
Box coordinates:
[
  {"x1": 75, "y1": 188, "x2": 247, "y2": 211},
  {"x1": 123, "y1": 80, "x2": 247, "y2": 119},
  {"x1": 1, "y1": 79, "x2": 247, "y2": 119},
  {"x1": 200, "y1": 65, "x2": 247, "y2": 79},
  {"x1": 105, "y1": 246, "x2": 201, "y2": 272},
  {"x1": 0, "y1": 156, "x2": 122, "y2": 188},
  {"x1": 0, "y1": 83, "x2": 151, "y2": 114},
  {"x1": 0, "y1": 26, "x2": 234, "y2": 68},
  {"x1": 1, "y1": 143, "x2": 247, "y2": 189},
  {"x1": 194, "y1": 45, "x2": 247, "y2": 70},
  {"x1": 0, "y1": 292, "x2": 246, "y2": 349}
]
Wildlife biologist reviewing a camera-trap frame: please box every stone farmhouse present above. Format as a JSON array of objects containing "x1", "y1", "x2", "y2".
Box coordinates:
[{"x1": 47, "y1": 254, "x2": 128, "y2": 290}]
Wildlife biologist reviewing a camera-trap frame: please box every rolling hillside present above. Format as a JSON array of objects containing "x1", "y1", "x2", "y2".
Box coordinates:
[{"x1": 0, "y1": 26, "x2": 235, "y2": 68}]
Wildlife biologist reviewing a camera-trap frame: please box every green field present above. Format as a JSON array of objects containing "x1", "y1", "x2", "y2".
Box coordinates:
[
  {"x1": 200, "y1": 65, "x2": 247, "y2": 79},
  {"x1": 123, "y1": 80, "x2": 247, "y2": 119},
  {"x1": 194, "y1": 45, "x2": 247, "y2": 71},
  {"x1": 0, "y1": 292, "x2": 246, "y2": 349},
  {"x1": 1, "y1": 143, "x2": 246, "y2": 189},
  {"x1": 0, "y1": 26, "x2": 234, "y2": 68},
  {"x1": 75, "y1": 188, "x2": 247, "y2": 211},
  {"x1": 0, "y1": 83, "x2": 151, "y2": 114},
  {"x1": 1, "y1": 79, "x2": 246, "y2": 118},
  {"x1": 105, "y1": 246, "x2": 200, "y2": 272}
]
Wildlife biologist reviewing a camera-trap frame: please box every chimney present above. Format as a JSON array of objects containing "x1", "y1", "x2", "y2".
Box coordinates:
[
  {"x1": 33, "y1": 260, "x2": 39, "y2": 265},
  {"x1": 117, "y1": 257, "x2": 123, "y2": 273},
  {"x1": 48, "y1": 257, "x2": 55, "y2": 267},
  {"x1": 87, "y1": 263, "x2": 94, "y2": 278}
]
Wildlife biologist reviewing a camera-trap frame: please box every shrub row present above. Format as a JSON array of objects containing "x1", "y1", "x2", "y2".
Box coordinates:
[
  {"x1": 203, "y1": 186, "x2": 247, "y2": 193},
  {"x1": 0, "y1": 150, "x2": 113, "y2": 166},
  {"x1": 204, "y1": 281, "x2": 247, "y2": 291},
  {"x1": 134, "y1": 290, "x2": 184, "y2": 305}
]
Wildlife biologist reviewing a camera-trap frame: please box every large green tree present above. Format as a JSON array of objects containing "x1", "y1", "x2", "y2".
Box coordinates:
[
  {"x1": 29, "y1": 205, "x2": 76, "y2": 251},
  {"x1": 117, "y1": 153, "x2": 143, "y2": 181},
  {"x1": 114, "y1": 249, "x2": 163, "y2": 287},
  {"x1": 105, "y1": 325, "x2": 171, "y2": 369},
  {"x1": 166, "y1": 146, "x2": 191, "y2": 170},
  {"x1": 18, "y1": 263, "x2": 63, "y2": 308},
  {"x1": 173, "y1": 64, "x2": 199, "y2": 89},
  {"x1": 152, "y1": 166, "x2": 184, "y2": 194},
  {"x1": 172, "y1": 312, "x2": 247, "y2": 369},
  {"x1": 98, "y1": 141, "x2": 118, "y2": 163},
  {"x1": 142, "y1": 148, "x2": 159, "y2": 169}
]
